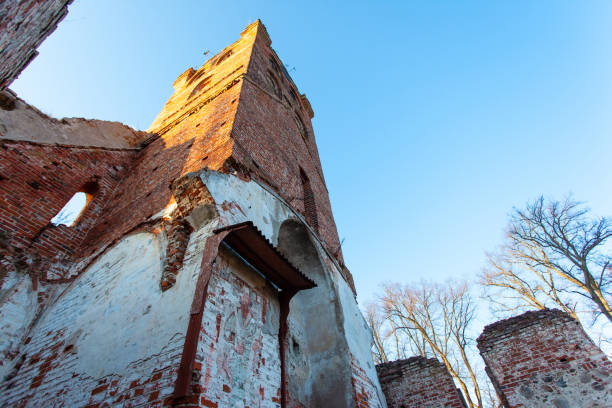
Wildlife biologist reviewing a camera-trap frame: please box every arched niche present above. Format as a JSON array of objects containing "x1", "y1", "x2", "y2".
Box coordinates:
[{"x1": 277, "y1": 219, "x2": 353, "y2": 408}]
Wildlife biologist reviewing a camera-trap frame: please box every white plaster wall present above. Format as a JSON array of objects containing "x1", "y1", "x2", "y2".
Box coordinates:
[
  {"x1": 0, "y1": 224, "x2": 215, "y2": 406},
  {"x1": 0, "y1": 169, "x2": 385, "y2": 407},
  {"x1": 0, "y1": 271, "x2": 39, "y2": 380},
  {"x1": 337, "y1": 269, "x2": 387, "y2": 407},
  {"x1": 203, "y1": 170, "x2": 386, "y2": 407},
  {"x1": 201, "y1": 170, "x2": 293, "y2": 242}
]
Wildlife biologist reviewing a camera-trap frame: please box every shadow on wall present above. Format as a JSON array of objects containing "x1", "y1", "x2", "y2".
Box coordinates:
[{"x1": 277, "y1": 220, "x2": 353, "y2": 408}]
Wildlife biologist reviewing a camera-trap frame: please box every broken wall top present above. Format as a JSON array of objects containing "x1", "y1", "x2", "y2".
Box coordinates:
[
  {"x1": 477, "y1": 308, "x2": 577, "y2": 350},
  {"x1": 0, "y1": 90, "x2": 151, "y2": 149}
]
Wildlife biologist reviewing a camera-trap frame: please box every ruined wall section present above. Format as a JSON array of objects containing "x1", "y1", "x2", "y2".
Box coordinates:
[
  {"x1": 0, "y1": 0, "x2": 72, "y2": 90},
  {"x1": 0, "y1": 90, "x2": 150, "y2": 148},
  {"x1": 477, "y1": 309, "x2": 612, "y2": 408},
  {"x1": 0, "y1": 138, "x2": 135, "y2": 281},
  {"x1": 376, "y1": 357, "x2": 466, "y2": 408}
]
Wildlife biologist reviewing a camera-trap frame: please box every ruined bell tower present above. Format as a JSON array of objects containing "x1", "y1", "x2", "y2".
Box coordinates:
[{"x1": 0, "y1": 19, "x2": 385, "y2": 407}]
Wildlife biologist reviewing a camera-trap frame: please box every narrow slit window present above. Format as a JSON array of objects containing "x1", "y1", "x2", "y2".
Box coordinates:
[
  {"x1": 299, "y1": 168, "x2": 319, "y2": 233},
  {"x1": 51, "y1": 192, "x2": 90, "y2": 227}
]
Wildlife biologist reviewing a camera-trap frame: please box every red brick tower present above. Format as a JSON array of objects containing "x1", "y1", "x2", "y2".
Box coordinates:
[{"x1": 148, "y1": 20, "x2": 344, "y2": 265}]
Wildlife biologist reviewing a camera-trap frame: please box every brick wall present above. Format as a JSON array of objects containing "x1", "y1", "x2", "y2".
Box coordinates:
[
  {"x1": 0, "y1": 139, "x2": 135, "y2": 280},
  {"x1": 477, "y1": 309, "x2": 612, "y2": 408},
  {"x1": 0, "y1": 0, "x2": 72, "y2": 90},
  {"x1": 190, "y1": 247, "x2": 283, "y2": 408},
  {"x1": 376, "y1": 357, "x2": 466, "y2": 408},
  {"x1": 0, "y1": 18, "x2": 384, "y2": 407}
]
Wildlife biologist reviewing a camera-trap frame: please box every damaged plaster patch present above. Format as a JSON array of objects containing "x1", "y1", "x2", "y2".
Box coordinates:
[
  {"x1": 0, "y1": 272, "x2": 38, "y2": 380},
  {"x1": 21, "y1": 229, "x2": 210, "y2": 380}
]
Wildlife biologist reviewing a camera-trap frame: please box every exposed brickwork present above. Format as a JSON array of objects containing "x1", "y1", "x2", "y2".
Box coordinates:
[
  {"x1": 160, "y1": 219, "x2": 192, "y2": 291},
  {"x1": 229, "y1": 23, "x2": 342, "y2": 263},
  {"x1": 477, "y1": 309, "x2": 612, "y2": 408},
  {"x1": 0, "y1": 231, "x2": 186, "y2": 407},
  {"x1": 193, "y1": 247, "x2": 282, "y2": 407},
  {"x1": 0, "y1": 0, "x2": 72, "y2": 90},
  {"x1": 376, "y1": 357, "x2": 467, "y2": 408},
  {"x1": 351, "y1": 353, "x2": 383, "y2": 408},
  {"x1": 0, "y1": 18, "x2": 353, "y2": 292},
  {"x1": 0, "y1": 139, "x2": 135, "y2": 280}
]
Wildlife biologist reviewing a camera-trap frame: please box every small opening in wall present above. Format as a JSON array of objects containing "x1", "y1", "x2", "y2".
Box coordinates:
[
  {"x1": 50, "y1": 185, "x2": 95, "y2": 227},
  {"x1": 299, "y1": 168, "x2": 319, "y2": 233},
  {"x1": 294, "y1": 114, "x2": 308, "y2": 141},
  {"x1": 292, "y1": 338, "x2": 299, "y2": 353},
  {"x1": 270, "y1": 57, "x2": 282, "y2": 76},
  {"x1": 51, "y1": 192, "x2": 90, "y2": 227},
  {"x1": 267, "y1": 71, "x2": 281, "y2": 97}
]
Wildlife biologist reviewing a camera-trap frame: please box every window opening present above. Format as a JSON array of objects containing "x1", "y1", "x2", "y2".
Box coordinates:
[
  {"x1": 267, "y1": 70, "x2": 281, "y2": 97},
  {"x1": 214, "y1": 49, "x2": 233, "y2": 66},
  {"x1": 300, "y1": 169, "x2": 319, "y2": 233},
  {"x1": 294, "y1": 114, "x2": 308, "y2": 141},
  {"x1": 50, "y1": 181, "x2": 97, "y2": 227}
]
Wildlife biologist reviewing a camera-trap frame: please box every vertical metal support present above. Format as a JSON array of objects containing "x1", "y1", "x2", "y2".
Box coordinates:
[
  {"x1": 278, "y1": 289, "x2": 296, "y2": 408},
  {"x1": 172, "y1": 231, "x2": 228, "y2": 404}
]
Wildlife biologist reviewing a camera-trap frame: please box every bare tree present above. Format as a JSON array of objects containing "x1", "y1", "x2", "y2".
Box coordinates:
[
  {"x1": 482, "y1": 246, "x2": 579, "y2": 320},
  {"x1": 379, "y1": 281, "x2": 486, "y2": 408},
  {"x1": 482, "y1": 196, "x2": 612, "y2": 323},
  {"x1": 364, "y1": 302, "x2": 389, "y2": 365}
]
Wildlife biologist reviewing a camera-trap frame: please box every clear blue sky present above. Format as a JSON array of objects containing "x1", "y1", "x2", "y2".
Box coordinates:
[{"x1": 12, "y1": 1, "x2": 612, "y2": 307}]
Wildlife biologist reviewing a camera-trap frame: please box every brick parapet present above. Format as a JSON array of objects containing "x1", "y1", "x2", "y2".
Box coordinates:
[
  {"x1": 477, "y1": 309, "x2": 612, "y2": 407},
  {"x1": 477, "y1": 308, "x2": 576, "y2": 350},
  {"x1": 376, "y1": 357, "x2": 466, "y2": 408}
]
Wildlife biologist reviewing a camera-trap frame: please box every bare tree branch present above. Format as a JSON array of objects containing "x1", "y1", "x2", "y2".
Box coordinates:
[{"x1": 481, "y1": 195, "x2": 612, "y2": 324}]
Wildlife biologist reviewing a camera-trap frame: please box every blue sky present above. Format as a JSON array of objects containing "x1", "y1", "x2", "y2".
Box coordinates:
[{"x1": 12, "y1": 1, "x2": 612, "y2": 309}]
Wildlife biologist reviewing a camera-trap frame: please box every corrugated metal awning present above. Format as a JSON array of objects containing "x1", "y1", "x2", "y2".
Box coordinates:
[{"x1": 214, "y1": 221, "x2": 316, "y2": 292}]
